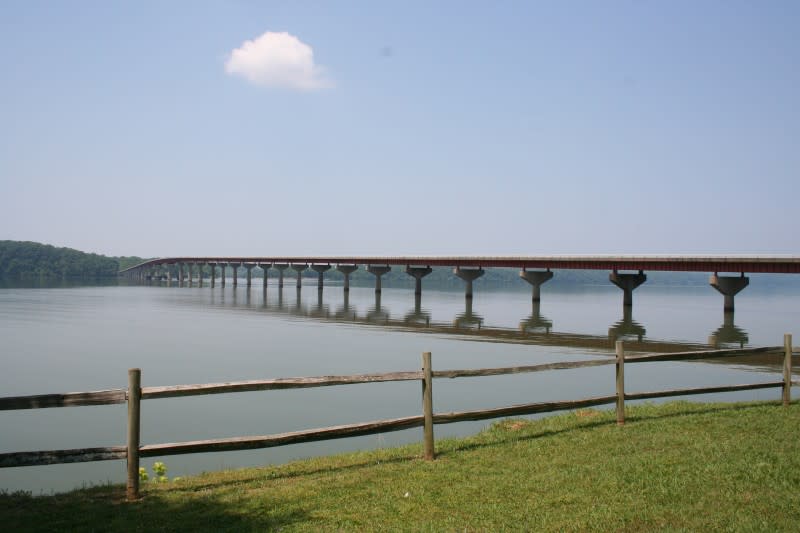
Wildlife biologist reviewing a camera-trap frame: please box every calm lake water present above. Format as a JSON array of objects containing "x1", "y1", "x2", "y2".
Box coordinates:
[{"x1": 1, "y1": 277, "x2": 798, "y2": 494}]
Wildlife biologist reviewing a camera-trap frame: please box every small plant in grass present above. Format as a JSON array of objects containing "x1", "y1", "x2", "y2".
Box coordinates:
[
  {"x1": 138, "y1": 462, "x2": 172, "y2": 483},
  {"x1": 152, "y1": 461, "x2": 168, "y2": 483}
]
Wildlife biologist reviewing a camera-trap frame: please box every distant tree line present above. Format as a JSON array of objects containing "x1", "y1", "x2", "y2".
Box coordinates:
[
  {"x1": 117, "y1": 256, "x2": 150, "y2": 271},
  {"x1": 0, "y1": 241, "x2": 148, "y2": 279}
]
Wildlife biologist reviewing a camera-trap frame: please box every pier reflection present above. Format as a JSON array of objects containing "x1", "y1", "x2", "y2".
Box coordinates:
[
  {"x1": 519, "y1": 301, "x2": 552, "y2": 334},
  {"x1": 292, "y1": 288, "x2": 303, "y2": 314},
  {"x1": 334, "y1": 292, "x2": 357, "y2": 321},
  {"x1": 365, "y1": 292, "x2": 390, "y2": 325},
  {"x1": 404, "y1": 294, "x2": 431, "y2": 327},
  {"x1": 608, "y1": 307, "x2": 646, "y2": 342},
  {"x1": 309, "y1": 289, "x2": 331, "y2": 319},
  {"x1": 276, "y1": 287, "x2": 286, "y2": 310},
  {"x1": 453, "y1": 298, "x2": 482, "y2": 330},
  {"x1": 708, "y1": 311, "x2": 749, "y2": 348}
]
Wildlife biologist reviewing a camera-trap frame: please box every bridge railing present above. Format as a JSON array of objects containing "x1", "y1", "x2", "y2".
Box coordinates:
[{"x1": 0, "y1": 336, "x2": 796, "y2": 501}]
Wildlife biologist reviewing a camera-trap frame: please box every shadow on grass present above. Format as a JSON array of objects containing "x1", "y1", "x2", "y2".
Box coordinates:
[
  {"x1": 436, "y1": 399, "x2": 790, "y2": 457},
  {"x1": 166, "y1": 401, "x2": 792, "y2": 493},
  {"x1": 0, "y1": 486, "x2": 310, "y2": 532},
  {"x1": 624, "y1": 399, "x2": 787, "y2": 423},
  {"x1": 154, "y1": 400, "x2": 796, "y2": 492},
  {"x1": 164, "y1": 451, "x2": 423, "y2": 493}
]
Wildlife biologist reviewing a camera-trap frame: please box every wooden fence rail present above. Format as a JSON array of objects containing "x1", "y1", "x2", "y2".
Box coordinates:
[
  {"x1": 0, "y1": 390, "x2": 127, "y2": 410},
  {"x1": 0, "y1": 336, "x2": 795, "y2": 501}
]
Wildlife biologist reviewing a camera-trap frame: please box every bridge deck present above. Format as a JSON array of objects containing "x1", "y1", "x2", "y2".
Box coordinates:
[{"x1": 121, "y1": 256, "x2": 800, "y2": 274}]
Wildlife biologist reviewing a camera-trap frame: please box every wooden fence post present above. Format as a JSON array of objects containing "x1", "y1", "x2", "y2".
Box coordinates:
[
  {"x1": 422, "y1": 351, "x2": 435, "y2": 460},
  {"x1": 616, "y1": 341, "x2": 625, "y2": 425},
  {"x1": 127, "y1": 368, "x2": 141, "y2": 501},
  {"x1": 784, "y1": 334, "x2": 792, "y2": 406}
]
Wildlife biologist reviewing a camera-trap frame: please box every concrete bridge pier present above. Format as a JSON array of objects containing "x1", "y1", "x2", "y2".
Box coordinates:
[
  {"x1": 520, "y1": 269, "x2": 554, "y2": 302},
  {"x1": 229, "y1": 263, "x2": 241, "y2": 287},
  {"x1": 609, "y1": 270, "x2": 647, "y2": 307},
  {"x1": 710, "y1": 273, "x2": 749, "y2": 312},
  {"x1": 187, "y1": 263, "x2": 194, "y2": 285},
  {"x1": 244, "y1": 263, "x2": 256, "y2": 288},
  {"x1": 367, "y1": 265, "x2": 391, "y2": 293},
  {"x1": 291, "y1": 264, "x2": 308, "y2": 289},
  {"x1": 220, "y1": 264, "x2": 227, "y2": 287},
  {"x1": 454, "y1": 267, "x2": 485, "y2": 299},
  {"x1": 406, "y1": 266, "x2": 433, "y2": 296},
  {"x1": 311, "y1": 264, "x2": 331, "y2": 291},
  {"x1": 178, "y1": 263, "x2": 185, "y2": 286},
  {"x1": 273, "y1": 264, "x2": 288, "y2": 288},
  {"x1": 258, "y1": 263, "x2": 272, "y2": 288},
  {"x1": 336, "y1": 264, "x2": 358, "y2": 292}
]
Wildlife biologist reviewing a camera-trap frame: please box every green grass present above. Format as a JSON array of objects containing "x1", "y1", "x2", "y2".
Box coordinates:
[{"x1": 2, "y1": 401, "x2": 800, "y2": 531}]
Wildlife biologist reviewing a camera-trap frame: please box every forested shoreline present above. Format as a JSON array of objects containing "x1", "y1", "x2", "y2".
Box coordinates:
[{"x1": 0, "y1": 241, "x2": 146, "y2": 279}]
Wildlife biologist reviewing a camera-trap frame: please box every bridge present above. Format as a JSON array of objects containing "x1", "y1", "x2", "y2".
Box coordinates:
[{"x1": 120, "y1": 255, "x2": 800, "y2": 312}]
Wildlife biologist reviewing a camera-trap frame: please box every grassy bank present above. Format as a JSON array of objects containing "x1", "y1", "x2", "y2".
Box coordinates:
[{"x1": 2, "y1": 401, "x2": 799, "y2": 531}]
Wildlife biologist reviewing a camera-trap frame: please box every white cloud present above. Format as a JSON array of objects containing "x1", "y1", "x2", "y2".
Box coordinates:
[{"x1": 224, "y1": 31, "x2": 333, "y2": 90}]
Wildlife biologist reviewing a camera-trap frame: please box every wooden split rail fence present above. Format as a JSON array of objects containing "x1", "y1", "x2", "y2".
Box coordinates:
[{"x1": 1, "y1": 335, "x2": 797, "y2": 501}]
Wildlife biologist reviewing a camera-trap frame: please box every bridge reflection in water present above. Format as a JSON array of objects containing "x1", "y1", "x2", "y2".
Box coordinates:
[
  {"x1": 173, "y1": 281, "x2": 798, "y2": 378},
  {"x1": 709, "y1": 312, "x2": 749, "y2": 348},
  {"x1": 197, "y1": 281, "x2": 761, "y2": 354}
]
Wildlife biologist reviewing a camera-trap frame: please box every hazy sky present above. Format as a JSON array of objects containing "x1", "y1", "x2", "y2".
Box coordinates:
[{"x1": 1, "y1": 1, "x2": 797, "y2": 258}]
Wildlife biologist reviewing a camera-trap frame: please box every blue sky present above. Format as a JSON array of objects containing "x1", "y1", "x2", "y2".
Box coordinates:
[{"x1": 1, "y1": 1, "x2": 797, "y2": 257}]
